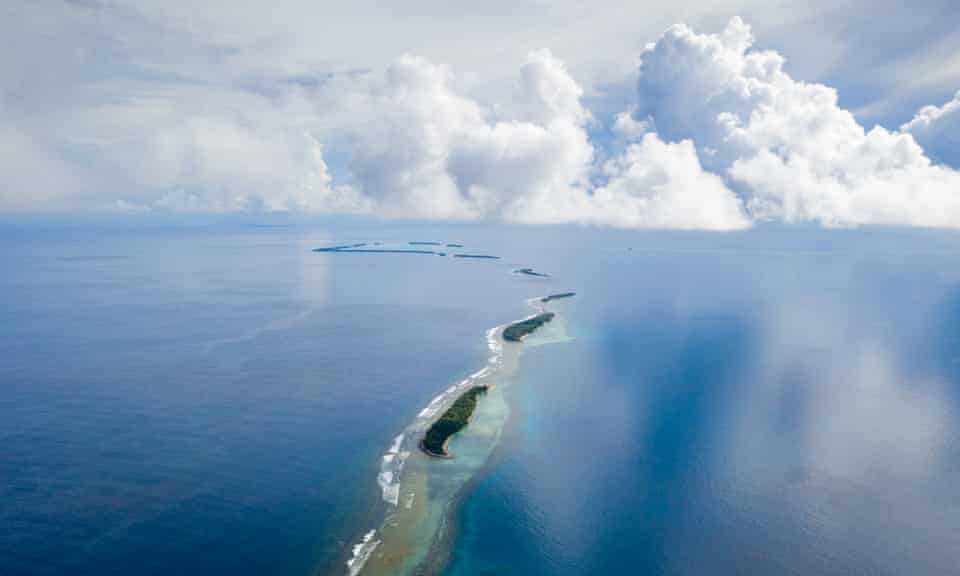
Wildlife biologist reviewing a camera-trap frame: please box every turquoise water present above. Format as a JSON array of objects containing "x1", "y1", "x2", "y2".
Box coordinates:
[{"x1": 3, "y1": 219, "x2": 960, "y2": 575}]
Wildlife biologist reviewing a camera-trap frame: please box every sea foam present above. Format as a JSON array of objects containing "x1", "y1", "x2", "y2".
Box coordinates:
[{"x1": 346, "y1": 529, "x2": 380, "y2": 576}]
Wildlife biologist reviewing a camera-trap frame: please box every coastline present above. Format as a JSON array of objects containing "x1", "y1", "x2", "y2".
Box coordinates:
[
  {"x1": 342, "y1": 295, "x2": 571, "y2": 576},
  {"x1": 418, "y1": 439, "x2": 453, "y2": 460}
]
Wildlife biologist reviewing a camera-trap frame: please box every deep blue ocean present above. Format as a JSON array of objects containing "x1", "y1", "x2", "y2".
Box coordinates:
[{"x1": 3, "y1": 217, "x2": 960, "y2": 575}]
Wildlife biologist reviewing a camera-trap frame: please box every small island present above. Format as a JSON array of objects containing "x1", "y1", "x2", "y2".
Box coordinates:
[
  {"x1": 421, "y1": 385, "x2": 489, "y2": 458},
  {"x1": 453, "y1": 254, "x2": 500, "y2": 259},
  {"x1": 541, "y1": 292, "x2": 576, "y2": 303},
  {"x1": 312, "y1": 243, "x2": 368, "y2": 252},
  {"x1": 313, "y1": 244, "x2": 444, "y2": 256},
  {"x1": 502, "y1": 312, "x2": 555, "y2": 342},
  {"x1": 514, "y1": 268, "x2": 550, "y2": 277}
]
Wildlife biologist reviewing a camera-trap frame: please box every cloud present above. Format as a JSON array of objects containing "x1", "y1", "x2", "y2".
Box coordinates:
[
  {"x1": 590, "y1": 134, "x2": 750, "y2": 229},
  {"x1": 3, "y1": 3, "x2": 960, "y2": 229},
  {"x1": 338, "y1": 51, "x2": 597, "y2": 222},
  {"x1": 130, "y1": 113, "x2": 366, "y2": 213},
  {"x1": 335, "y1": 50, "x2": 748, "y2": 229},
  {"x1": 632, "y1": 17, "x2": 960, "y2": 227},
  {"x1": 0, "y1": 123, "x2": 72, "y2": 212},
  {"x1": 902, "y1": 90, "x2": 960, "y2": 168},
  {"x1": 1, "y1": 81, "x2": 367, "y2": 214}
]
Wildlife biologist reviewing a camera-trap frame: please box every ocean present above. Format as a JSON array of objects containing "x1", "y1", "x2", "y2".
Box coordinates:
[{"x1": 2, "y1": 218, "x2": 960, "y2": 575}]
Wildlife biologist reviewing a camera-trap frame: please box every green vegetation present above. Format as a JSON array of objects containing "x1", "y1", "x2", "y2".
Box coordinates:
[
  {"x1": 541, "y1": 292, "x2": 576, "y2": 302},
  {"x1": 421, "y1": 386, "x2": 489, "y2": 457},
  {"x1": 502, "y1": 312, "x2": 555, "y2": 342}
]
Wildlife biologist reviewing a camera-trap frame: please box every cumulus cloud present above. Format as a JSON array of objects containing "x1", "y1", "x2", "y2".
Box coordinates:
[
  {"x1": 631, "y1": 17, "x2": 960, "y2": 227},
  {"x1": 130, "y1": 115, "x2": 365, "y2": 213},
  {"x1": 590, "y1": 134, "x2": 749, "y2": 229},
  {"x1": 901, "y1": 90, "x2": 960, "y2": 168},
  {"x1": 335, "y1": 51, "x2": 595, "y2": 221},
  {"x1": 333, "y1": 50, "x2": 748, "y2": 229},
  {"x1": 4, "y1": 3, "x2": 960, "y2": 229}
]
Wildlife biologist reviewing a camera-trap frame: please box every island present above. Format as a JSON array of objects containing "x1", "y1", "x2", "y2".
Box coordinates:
[
  {"x1": 312, "y1": 243, "x2": 368, "y2": 252},
  {"x1": 453, "y1": 254, "x2": 500, "y2": 259},
  {"x1": 541, "y1": 292, "x2": 576, "y2": 303},
  {"x1": 409, "y1": 241, "x2": 444, "y2": 246},
  {"x1": 446, "y1": 243, "x2": 465, "y2": 248},
  {"x1": 421, "y1": 385, "x2": 489, "y2": 458},
  {"x1": 502, "y1": 312, "x2": 555, "y2": 342},
  {"x1": 514, "y1": 268, "x2": 550, "y2": 277},
  {"x1": 313, "y1": 245, "x2": 444, "y2": 256}
]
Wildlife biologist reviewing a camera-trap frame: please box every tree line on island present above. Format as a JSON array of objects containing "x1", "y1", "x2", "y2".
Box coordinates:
[{"x1": 421, "y1": 301, "x2": 573, "y2": 458}]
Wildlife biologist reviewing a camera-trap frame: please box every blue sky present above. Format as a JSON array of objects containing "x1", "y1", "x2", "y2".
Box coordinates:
[{"x1": 2, "y1": 1, "x2": 959, "y2": 228}]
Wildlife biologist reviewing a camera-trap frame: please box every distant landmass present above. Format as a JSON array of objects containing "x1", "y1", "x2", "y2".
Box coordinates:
[
  {"x1": 312, "y1": 242, "x2": 479, "y2": 258},
  {"x1": 453, "y1": 254, "x2": 500, "y2": 259},
  {"x1": 314, "y1": 247, "x2": 443, "y2": 255},
  {"x1": 514, "y1": 268, "x2": 550, "y2": 277},
  {"x1": 541, "y1": 292, "x2": 576, "y2": 303}
]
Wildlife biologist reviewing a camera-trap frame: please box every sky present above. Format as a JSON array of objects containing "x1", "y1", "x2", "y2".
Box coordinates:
[{"x1": 2, "y1": 0, "x2": 960, "y2": 229}]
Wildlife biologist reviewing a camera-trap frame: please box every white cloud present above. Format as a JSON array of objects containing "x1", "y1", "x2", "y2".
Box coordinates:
[
  {"x1": 0, "y1": 123, "x2": 72, "y2": 212},
  {"x1": 902, "y1": 90, "x2": 960, "y2": 168},
  {"x1": 1, "y1": 84, "x2": 367, "y2": 214},
  {"x1": 3, "y1": 3, "x2": 960, "y2": 229},
  {"x1": 632, "y1": 17, "x2": 960, "y2": 227},
  {"x1": 134, "y1": 115, "x2": 366, "y2": 213},
  {"x1": 335, "y1": 51, "x2": 595, "y2": 222},
  {"x1": 335, "y1": 50, "x2": 748, "y2": 229},
  {"x1": 590, "y1": 134, "x2": 749, "y2": 230}
]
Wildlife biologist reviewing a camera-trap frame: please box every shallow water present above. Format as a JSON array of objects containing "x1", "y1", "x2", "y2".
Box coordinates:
[{"x1": 353, "y1": 298, "x2": 571, "y2": 576}]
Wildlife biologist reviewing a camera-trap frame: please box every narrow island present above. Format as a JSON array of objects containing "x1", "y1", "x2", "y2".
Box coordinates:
[
  {"x1": 541, "y1": 292, "x2": 576, "y2": 303},
  {"x1": 453, "y1": 254, "x2": 500, "y2": 259},
  {"x1": 313, "y1": 243, "x2": 368, "y2": 252},
  {"x1": 502, "y1": 312, "x2": 555, "y2": 342},
  {"x1": 514, "y1": 268, "x2": 550, "y2": 277},
  {"x1": 421, "y1": 385, "x2": 489, "y2": 458},
  {"x1": 313, "y1": 245, "x2": 444, "y2": 256},
  {"x1": 409, "y1": 241, "x2": 444, "y2": 246}
]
